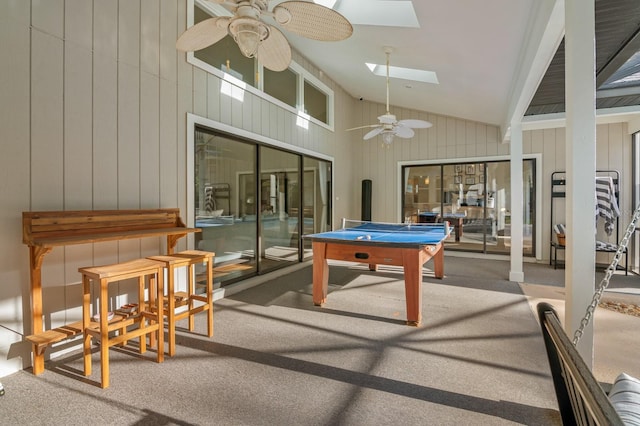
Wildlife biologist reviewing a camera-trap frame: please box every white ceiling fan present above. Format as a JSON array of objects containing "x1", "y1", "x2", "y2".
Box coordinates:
[
  {"x1": 348, "y1": 47, "x2": 432, "y2": 145},
  {"x1": 176, "y1": 0, "x2": 353, "y2": 72}
]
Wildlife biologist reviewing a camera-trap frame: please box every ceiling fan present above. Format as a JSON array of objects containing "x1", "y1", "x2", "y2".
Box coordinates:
[
  {"x1": 176, "y1": 0, "x2": 353, "y2": 72},
  {"x1": 347, "y1": 47, "x2": 432, "y2": 145}
]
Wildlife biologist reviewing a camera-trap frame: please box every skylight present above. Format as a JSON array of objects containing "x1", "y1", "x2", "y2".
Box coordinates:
[
  {"x1": 366, "y1": 63, "x2": 439, "y2": 84},
  {"x1": 601, "y1": 50, "x2": 640, "y2": 90},
  {"x1": 336, "y1": 0, "x2": 419, "y2": 28},
  {"x1": 313, "y1": 0, "x2": 337, "y2": 8}
]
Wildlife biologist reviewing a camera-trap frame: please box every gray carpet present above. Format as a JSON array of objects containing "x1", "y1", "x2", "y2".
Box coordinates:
[{"x1": 1, "y1": 257, "x2": 561, "y2": 425}]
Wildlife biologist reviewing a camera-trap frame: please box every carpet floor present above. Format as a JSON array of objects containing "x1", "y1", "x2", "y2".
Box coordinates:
[{"x1": 1, "y1": 256, "x2": 569, "y2": 425}]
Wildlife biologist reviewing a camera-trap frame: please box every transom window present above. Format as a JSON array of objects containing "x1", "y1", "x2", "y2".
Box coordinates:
[{"x1": 187, "y1": 0, "x2": 334, "y2": 129}]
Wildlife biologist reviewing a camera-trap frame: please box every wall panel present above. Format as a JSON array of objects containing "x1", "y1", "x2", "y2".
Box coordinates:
[
  {"x1": 0, "y1": 0, "x2": 33, "y2": 375},
  {"x1": 160, "y1": 0, "x2": 178, "y2": 83},
  {"x1": 160, "y1": 79, "x2": 178, "y2": 207},
  {"x1": 93, "y1": 53, "x2": 119, "y2": 209},
  {"x1": 140, "y1": 71, "x2": 161, "y2": 208},
  {"x1": 119, "y1": 0, "x2": 141, "y2": 67},
  {"x1": 64, "y1": 42, "x2": 93, "y2": 210},
  {"x1": 231, "y1": 92, "x2": 244, "y2": 130},
  {"x1": 141, "y1": 0, "x2": 160, "y2": 76},
  {"x1": 32, "y1": 0, "x2": 64, "y2": 39},
  {"x1": 31, "y1": 28, "x2": 67, "y2": 328},
  {"x1": 207, "y1": 73, "x2": 221, "y2": 121},
  {"x1": 140, "y1": 70, "x2": 162, "y2": 258},
  {"x1": 193, "y1": 67, "x2": 208, "y2": 117},
  {"x1": 65, "y1": 0, "x2": 92, "y2": 50},
  {"x1": 117, "y1": 62, "x2": 142, "y2": 209},
  {"x1": 31, "y1": 31, "x2": 64, "y2": 209},
  {"x1": 94, "y1": 0, "x2": 118, "y2": 59}
]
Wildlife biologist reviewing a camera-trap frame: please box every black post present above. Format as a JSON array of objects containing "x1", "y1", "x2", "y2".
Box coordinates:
[{"x1": 362, "y1": 179, "x2": 372, "y2": 221}]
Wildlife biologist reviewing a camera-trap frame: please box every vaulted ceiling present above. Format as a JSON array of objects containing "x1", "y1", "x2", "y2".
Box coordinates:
[
  {"x1": 526, "y1": 0, "x2": 640, "y2": 116},
  {"x1": 273, "y1": 0, "x2": 640, "y2": 132}
]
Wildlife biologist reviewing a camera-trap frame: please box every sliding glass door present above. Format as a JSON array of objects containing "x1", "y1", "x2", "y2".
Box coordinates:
[
  {"x1": 258, "y1": 147, "x2": 300, "y2": 273},
  {"x1": 402, "y1": 159, "x2": 536, "y2": 255},
  {"x1": 193, "y1": 126, "x2": 332, "y2": 286}
]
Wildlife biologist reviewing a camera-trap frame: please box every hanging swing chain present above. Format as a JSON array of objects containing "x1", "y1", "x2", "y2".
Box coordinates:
[{"x1": 572, "y1": 204, "x2": 640, "y2": 346}]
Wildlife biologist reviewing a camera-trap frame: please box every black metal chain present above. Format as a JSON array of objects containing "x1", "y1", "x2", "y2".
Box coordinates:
[{"x1": 572, "y1": 205, "x2": 640, "y2": 346}]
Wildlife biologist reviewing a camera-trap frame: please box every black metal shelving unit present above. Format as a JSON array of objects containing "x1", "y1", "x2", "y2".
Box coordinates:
[{"x1": 549, "y1": 170, "x2": 627, "y2": 274}]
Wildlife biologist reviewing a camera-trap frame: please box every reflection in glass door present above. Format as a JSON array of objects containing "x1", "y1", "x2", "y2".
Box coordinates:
[
  {"x1": 194, "y1": 129, "x2": 257, "y2": 286},
  {"x1": 301, "y1": 157, "x2": 332, "y2": 258},
  {"x1": 259, "y1": 146, "x2": 300, "y2": 273}
]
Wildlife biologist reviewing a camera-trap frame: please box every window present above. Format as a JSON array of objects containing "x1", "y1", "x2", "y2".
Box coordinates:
[
  {"x1": 304, "y1": 80, "x2": 328, "y2": 124},
  {"x1": 264, "y1": 67, "x2": 297, "y2": 109},
  {"x1": 187, "y1": 0, "x2": 335, "y2": 130},
  {"x1": 193, "y1": 6, "x2": 255, "y2": 87}
]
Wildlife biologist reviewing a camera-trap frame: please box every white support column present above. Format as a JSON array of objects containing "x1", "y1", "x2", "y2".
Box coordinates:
[
  {"x1": 509, "y1": 121, "x2": 524, "y2": 282},
  {"x1": 565, "y1": 0, "x2": 596, "y2": 364}
]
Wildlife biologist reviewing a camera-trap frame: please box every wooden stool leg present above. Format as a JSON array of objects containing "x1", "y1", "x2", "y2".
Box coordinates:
[
  {"x1": 188, "y1": 263, "x2": 195, "y2": 332},
  {"x1": 99, "y1": 278, "x2": 110, "y2": 389},
  {"x1": 155, "y1": 269, "x2": 164, "y2": 363},
  {"x1": 139, "y1": 275, "x2": 147, "y2": 354},
  {"x1": 82, "y1": 275, "x2": 92, "y2": 377},
  {"x1": 167, "y1": 264, "x2": 177, "y2": 357},
  {"x1": 206, "y1": 257, "x2": 214, "y2": 337}
]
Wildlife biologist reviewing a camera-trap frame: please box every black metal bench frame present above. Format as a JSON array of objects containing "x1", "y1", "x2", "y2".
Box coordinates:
[{"x1": 537, "y1": 302, "x2": 623, "y2": 425}]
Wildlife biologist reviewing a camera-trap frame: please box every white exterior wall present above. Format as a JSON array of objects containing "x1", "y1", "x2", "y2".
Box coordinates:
[
  {"x1": 349, "y1": 102, "x2": 506, "y2": 223},
  {"x1": 0, "y1": 0, "x2": 355, "y2": 377}
]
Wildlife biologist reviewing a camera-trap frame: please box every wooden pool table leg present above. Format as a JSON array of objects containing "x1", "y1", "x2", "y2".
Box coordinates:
[
  {"x1": 402, "y1": 248, "x2": 422, "y2": 326},
  {"x1": 312, "y1": 242, "x2": 329, "y2": 305},
  {"x1": 433, "y1": 243, "x2": 444, "y2": 279}
]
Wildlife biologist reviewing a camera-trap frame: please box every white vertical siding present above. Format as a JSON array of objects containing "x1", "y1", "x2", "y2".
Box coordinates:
[
  {"x1": 31, "y1": 11, "x2": 67, "y2": 331},
  {"x1": 352, "y1": 101, "x2": 508, "y2": 223},
  {"x1": 0, "y1": 0, "x2": 358, "y2": 377},
  {"x1": 0, "y1": 0, "x2": 32, "y2": 376}
]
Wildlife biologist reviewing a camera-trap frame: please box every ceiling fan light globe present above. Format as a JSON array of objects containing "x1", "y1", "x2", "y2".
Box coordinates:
[
  {"x1": 236, "y1": 27, "x2": 261, "y2": 57},
  {"x1": 382, "y1": 131, "x2": 395, "y2": 145},
  {"x1": 229, "y1": 17, "x2": 269, "y2": 59}
]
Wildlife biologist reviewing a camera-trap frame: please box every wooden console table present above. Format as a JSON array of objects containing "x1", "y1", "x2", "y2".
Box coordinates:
[{"x1": 22, "y1": 208, "x2": 200, "y2": 375}]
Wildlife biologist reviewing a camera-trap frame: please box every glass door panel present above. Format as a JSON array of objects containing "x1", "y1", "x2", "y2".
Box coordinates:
[
  {"x1": 194, "y1": 129, "x2": 257, "y2": 286},
  {"x1": 457, "y1": 162, "x2": 487, "y2": 250},
  {"x1": 403, "y1": 165, "x2": 441, "y2": 222},
  {"x1": 259, "y1": 147, "x2": 300, "y2": 273},
  {"x1": 484, "y1": 159, "x2": 535, "y2": 255},
  {"x1": 301, "y1": 158, "x2": 332, "y2": 259}
]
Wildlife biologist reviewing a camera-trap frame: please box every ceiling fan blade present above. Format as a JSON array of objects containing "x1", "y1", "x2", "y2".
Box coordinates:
[
  {"x1": 273, "y1": 1, "x2": 353, "y2": 41},
  {"x1": 176, "y1": 17, "x2": 229, "y2": 52},
  {"x1": 394, "y1": 126, "x2": 415, "y2": 139},
  {"x1": 363, "y1": 127, "x2": 383, "y2": 140},
  {"x1": 258, "y1": 25, "x2": 292, "y2": 72},
  {"x1": 398, "y1": 119, "x2": 433, "y2": 129},
  {"x1": 346, "y1": 124, "x2": 379, "y2": 131}
]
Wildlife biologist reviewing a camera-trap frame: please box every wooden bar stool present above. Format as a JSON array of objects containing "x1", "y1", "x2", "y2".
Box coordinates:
[
  {"x1": 79, "y1": 258, "x2": 165, "y2": 389},
  {"x1": 147, "y1": 250, "x2": 214, "y2": 356}
]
